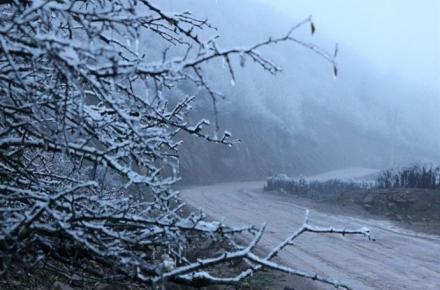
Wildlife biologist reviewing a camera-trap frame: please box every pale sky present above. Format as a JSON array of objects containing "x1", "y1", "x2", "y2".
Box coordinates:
[{"x1": 260, "y1": 0, "x2": 440, "y2": 90}]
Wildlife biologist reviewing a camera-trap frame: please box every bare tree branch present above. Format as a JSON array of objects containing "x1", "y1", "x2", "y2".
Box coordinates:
[{"x1": 0, "y1": 1, "x2": 357, "y2": 289}]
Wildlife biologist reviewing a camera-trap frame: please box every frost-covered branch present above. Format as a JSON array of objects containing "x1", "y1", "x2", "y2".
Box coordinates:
[
  {"x1": 0, "y1": 0, "x2": 350, "y2": 289},
  {"x1": 166, "y1": 212, "x2": 370, "y2": 289}
]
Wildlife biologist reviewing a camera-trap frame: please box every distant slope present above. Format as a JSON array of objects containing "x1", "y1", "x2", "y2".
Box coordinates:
[{"x1": 160, "y1": 0, "x2": 440, "y2": 184}]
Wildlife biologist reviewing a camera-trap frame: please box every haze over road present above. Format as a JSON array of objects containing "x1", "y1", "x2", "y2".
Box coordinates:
[{"x1": 181, "y1": 180, "x2": 440, "y2": 290}]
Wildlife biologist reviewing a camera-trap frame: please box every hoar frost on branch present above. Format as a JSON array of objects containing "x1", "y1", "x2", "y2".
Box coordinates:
[{"x1": 0, "y1": 0, "x2": 367, "y2": 289}]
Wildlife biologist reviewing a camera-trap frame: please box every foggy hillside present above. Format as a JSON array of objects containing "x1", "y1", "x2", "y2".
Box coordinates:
[
  {"x1": 2, "y1": 1, "x2": 440, "y2": 289},
  {"x1": 160, "y1": 0, "x2": 440, "y2": 184}
]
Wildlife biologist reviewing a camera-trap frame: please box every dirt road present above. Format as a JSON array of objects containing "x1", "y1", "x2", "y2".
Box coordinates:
[{"x1": 181, "y1": 181, "x2": 440, "y2": 290}]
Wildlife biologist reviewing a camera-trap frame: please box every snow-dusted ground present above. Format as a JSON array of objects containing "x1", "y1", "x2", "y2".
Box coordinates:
[{"x1": 182, "y1": 176, "x2": 440, "y2": 289}]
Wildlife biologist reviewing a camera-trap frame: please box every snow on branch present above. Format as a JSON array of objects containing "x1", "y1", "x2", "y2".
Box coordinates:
[
  {"x1": 168, "y1": 212, "x2": 370, "y2": 289},
  {"x1": 0, "y1": 0, "x2": 353, "y2": 289}
]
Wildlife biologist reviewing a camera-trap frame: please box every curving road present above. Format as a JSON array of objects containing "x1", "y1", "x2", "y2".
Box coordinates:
[{"x1": 181, "y1": 181, "x2": 440, "y2": 290}]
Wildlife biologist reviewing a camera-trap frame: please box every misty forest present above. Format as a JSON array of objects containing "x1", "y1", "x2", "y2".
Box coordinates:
[{"x1": 0, "y1": 0, "x2": 439, "y2": 289}]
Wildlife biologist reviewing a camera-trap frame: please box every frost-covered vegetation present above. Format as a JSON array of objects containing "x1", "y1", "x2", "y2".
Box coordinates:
[
  {"x1": 0, "y1": 0, "x2": 373, "y2": 289},
  {"x1": 265, "y1": 174, "x2": 371, "y2": 195},
  {"x1": 266, "y1": 165, "x2": 440, "y2": 197},
  {"x1": 376, "y1": 165, "x2": 440, "y2": 190}
]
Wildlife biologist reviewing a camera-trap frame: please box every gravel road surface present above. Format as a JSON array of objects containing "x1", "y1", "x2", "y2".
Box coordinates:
[{"x1": 181, "y1": 180, "x2": 440, "y2": 290}]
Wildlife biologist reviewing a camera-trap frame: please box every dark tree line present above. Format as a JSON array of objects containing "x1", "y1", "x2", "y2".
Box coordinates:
[
  {"x1": 376, "y1": 165, "x2": 440, "y2": 190},
  {"x1": 265, "y1": 174, "x2": 371, "y2": 195},
  {"x1": 266, "y1": 165, "x2": 440, "y2": 196}
]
